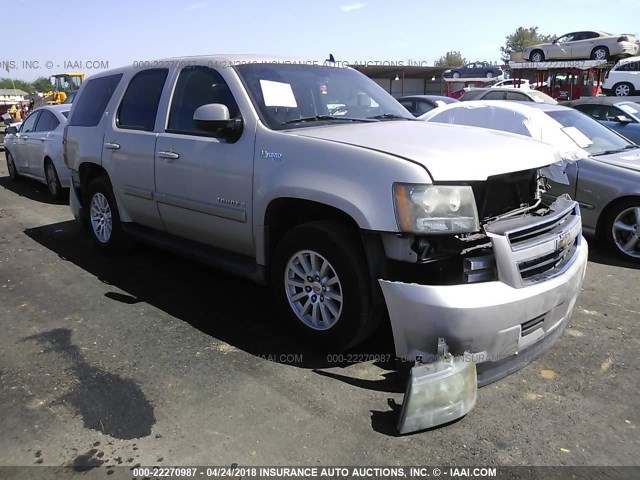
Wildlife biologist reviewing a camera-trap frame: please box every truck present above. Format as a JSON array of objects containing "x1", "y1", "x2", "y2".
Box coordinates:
[{"x1": 63, "y1": 55, "x2": 588, "y2": 433}]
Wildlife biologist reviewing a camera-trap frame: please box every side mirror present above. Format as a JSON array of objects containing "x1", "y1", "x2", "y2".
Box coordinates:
[
  {"x1": 6, "y1": 126, "x2": 18, "y2": 134},
  {"x1": 616, "y1": 115, "x2": 632, "y2": 124},
  {"x1": 193, "y1": 104, "x2": 242, "y2": 136}
]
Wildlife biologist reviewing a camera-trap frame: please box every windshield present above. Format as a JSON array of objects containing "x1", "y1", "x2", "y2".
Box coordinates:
[
  {"x1": 546, "y1": 109, "x2": 635, "y2": 155},
  {"x1": 617, "y1": 102, "x2": 640, "y2": 121},
  {"x1": 235, "y1": 64, "x2": 413, "y2": 130},
  {"x1": 529, "y1": 91, "x2": 557, "y2": 104}
]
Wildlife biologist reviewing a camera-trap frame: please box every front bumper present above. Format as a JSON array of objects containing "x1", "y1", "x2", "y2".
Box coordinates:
[{"x1": 379, "y1": 238, "x2": 588, "y2": 384}]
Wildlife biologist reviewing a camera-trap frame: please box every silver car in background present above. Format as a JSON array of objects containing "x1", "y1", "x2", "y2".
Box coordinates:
[
  {"x1": 523, "y1": 31, "x2": 639, "y2": 62},
  {"x1": 4, "y1": 105, "x2": 71, "y2": 198},
  {"x1": 421, "y1": 101, "x2": 640, "y2": 260}
]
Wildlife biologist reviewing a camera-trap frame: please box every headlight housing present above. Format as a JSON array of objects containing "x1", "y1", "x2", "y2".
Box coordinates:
[{"x1": 393, "y1": 183, "x2": 480, "y2": 234}]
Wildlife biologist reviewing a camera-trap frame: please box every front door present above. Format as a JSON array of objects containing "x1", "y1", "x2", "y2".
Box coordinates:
[{"x1": 154, "y1": 66, "x2": 255, "y2": 257}]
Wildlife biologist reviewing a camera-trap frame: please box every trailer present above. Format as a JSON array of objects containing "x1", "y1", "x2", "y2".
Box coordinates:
[{"x1": 508, "y1": 59, "x2": 612, "y2": 101}]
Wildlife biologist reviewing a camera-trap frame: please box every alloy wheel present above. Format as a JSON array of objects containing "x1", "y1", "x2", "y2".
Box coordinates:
[
  {"x1": 90, "y1": 192, "x2": 113, "y2": 244},
  {"x1": 284, "y1": 250, "x2": 343, "y2": 331},
  {"x1": 612, "y1": 206, "x2": 640, "y2": 259}
]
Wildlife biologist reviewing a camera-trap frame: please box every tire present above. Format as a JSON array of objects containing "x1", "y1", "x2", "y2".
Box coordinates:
[
  {"x1": 486, "y1": 72, "x2": 494, "y2": 79},
  {"x1": 590, "y1": 46, "x2": 609, "y2": 61},
  {"x1": 603, "y1": 199, "x2": 640, "y2": 261},
  {"x1": 452, "y1": 72, "x2": 461, "y2": 79},
  {"x1": 612, "y1": 82, "x2": 634, "y2": 97},
  {"x1": 44, "y1": 159, "x2": 63, "y2": 199},
  {"x1": 530, "y1": 50, "x2": 545, "y2": 62},
  {"x1": 6, "y1": 151, "x2": 21, "y2": 181},
  {"x1": 86, "y1": 176, "x2": 131, "y2": 254},
  {"x1": 271, "y1": 220, "x2": 379, "y2": 351}
]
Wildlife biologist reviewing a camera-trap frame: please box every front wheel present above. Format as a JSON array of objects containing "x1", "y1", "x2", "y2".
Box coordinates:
[
  {"x1": 271, "y1": 221, "x2": 379, "y2": 351},
  {"x1": 486, "y1": 72, "x2": 494, "y2": 79},
  {"x1": 604, "y1": 199, "x2": 640, "y2": 261},
  {"x1": 530, "y1": 50, "x2": 545, "y2": 62},
  {"x1": 452, "y1": 72, "x2": 461, "y2": 79},
  {"x1": 86, "y1": 176, "x2": 131, "y2": 254}
]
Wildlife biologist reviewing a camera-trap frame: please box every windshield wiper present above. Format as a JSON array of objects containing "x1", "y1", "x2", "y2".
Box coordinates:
[
  {"x1": 282, "y1": 115, "x2": 374, "y2": 125},
  {"x1": 367, "y1": 113, "x2": 415, "y2": 120},
  {"x1": 593, "y1": 144, "x2": 639, "y2": 156}
]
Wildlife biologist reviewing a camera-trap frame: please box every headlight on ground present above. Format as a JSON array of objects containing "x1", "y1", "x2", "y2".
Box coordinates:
[{"x1": 393, "y1": 184, "x2": 480, "y2": 234}]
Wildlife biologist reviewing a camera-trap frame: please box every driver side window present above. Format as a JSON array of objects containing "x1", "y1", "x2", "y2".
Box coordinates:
[{"x1": 167, "y1": 66, "x2": 240, "y2": 135}]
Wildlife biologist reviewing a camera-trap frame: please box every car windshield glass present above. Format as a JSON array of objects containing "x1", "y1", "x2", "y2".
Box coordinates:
[
  {"x1": 235, "y1": 63, "x2": 413, "y2": 130},
  {"x1": 618, "y1": 102, "x2": 640, "y2": 120},
  {"x1": 546, "y1": 109, "x2": 634, "y2": 155},
  {"x1": 61, "y1": 111, "x2": 70, "y2": 118}
]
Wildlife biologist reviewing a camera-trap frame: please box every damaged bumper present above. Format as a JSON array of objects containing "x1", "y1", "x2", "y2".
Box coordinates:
[{"x1": 380, "y1": 199, "x2": 588, "y2": 386}]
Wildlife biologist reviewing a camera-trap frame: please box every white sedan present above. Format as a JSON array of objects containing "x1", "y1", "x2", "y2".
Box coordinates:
[
  {"x1": 4, "y1": 105, "x2": 71, "y2": 198},
  {"x1": 490, "y1": 78, "x2": 532, "y2": 89}
]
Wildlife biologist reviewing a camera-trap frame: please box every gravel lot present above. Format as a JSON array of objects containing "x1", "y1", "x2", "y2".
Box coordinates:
[{"x1": 0, "y1": 150, "x2": 638, "y2": 472}]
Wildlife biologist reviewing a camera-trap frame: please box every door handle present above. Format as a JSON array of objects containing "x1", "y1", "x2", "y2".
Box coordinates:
[
  {"x1": 158, "y1": 151, "x2": 180, "y2": 160},
  {"x1": 22, "y1": 135, "x2": 29, "y2": 140},
  {"x1": 104, "y1": 142, "x2": 120, "y2": 150},
  {"x1": 40, "y1": 137, "x2": 47, "y2": 141}
]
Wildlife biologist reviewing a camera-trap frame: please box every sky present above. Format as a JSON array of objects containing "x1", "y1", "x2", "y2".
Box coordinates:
[{"x1": 4, "y1": 0, "x2": 640, "y2": 82}]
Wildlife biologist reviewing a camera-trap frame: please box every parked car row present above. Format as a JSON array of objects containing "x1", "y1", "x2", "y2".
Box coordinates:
[{"x1": 420, "y1": 100, "x2": 640, "y2": 260}]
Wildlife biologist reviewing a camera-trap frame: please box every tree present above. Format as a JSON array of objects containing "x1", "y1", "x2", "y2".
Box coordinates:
[
  {"x1": 500, "y1": 27, "x2": 555, "y2": 63},
  {"x1": 434, "y1": 51, "x2": 466, "y2": 68},
  {"x1": 32, "y1": 76, "x2": 53, "y2": 93},
  {"x1": 0, "y1": 78, "x2": 35, "y2": 93}
]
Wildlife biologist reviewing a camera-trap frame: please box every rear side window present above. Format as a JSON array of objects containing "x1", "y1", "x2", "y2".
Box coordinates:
[
  {"x1": 505, "y1": 92, "x2": 529, "y2": 101},
  {"x1": 483, "y1": 91, "x2": 505, "y2": 100},
  {"x1": 34, "y1": 111, "x2": 60, "y2": 132},
  {"x1": 167, "y1": 66, "x2": 240, "y2": 135},
  {"x1": 69, "y1": 73, "x2": 123, "y2": 127},
  {"x1": 117, "y1": 69, "x2": 168, "y2": 131}
]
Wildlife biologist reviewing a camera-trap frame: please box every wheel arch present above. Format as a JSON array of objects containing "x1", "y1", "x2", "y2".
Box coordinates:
[{"x1": 261, "y1": 197, "x2": 386, "y2": 282}]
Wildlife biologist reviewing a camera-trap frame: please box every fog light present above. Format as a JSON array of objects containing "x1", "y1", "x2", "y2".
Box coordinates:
[{"x1": 397, "y1": 340, "x2": 477, "y2": 434}]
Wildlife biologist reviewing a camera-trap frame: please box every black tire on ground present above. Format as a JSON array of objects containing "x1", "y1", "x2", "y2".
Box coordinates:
[
  {"x1": 603, "y1": 198, "x2": 640, "y2": 261},
  {"x1": 6, "y1": 151, "x2": 21, "y2": 181},
  {"x1": 86, "y1": 176, "x2": 132, "y2": 254},
  {"x1": 271, "y1": 220, "x2": 379, "y2": 351},
  {"x1": 530, "y1": 50, "x2": 545, "y2": 62},
  {"x1": 590, "y1": 46, "x2": 609, "y2": 61},
  {"x1": 44, "y1": 159, "x2": 63, "y2": 199},
  {"x1": 612, "y1": 82, "x2": 634, "y2": 97}
]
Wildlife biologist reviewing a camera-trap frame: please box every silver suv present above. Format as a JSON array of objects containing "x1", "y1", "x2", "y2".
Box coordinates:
[{"x1": 64, "y1": 55, "x2": 588, "y2": 386}]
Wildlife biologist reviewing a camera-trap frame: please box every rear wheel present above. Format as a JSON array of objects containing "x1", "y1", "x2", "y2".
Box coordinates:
[
  {"x1": 6, "y1": 151, "x2": 20, "y2": 181},
  {"x1": 452, "y1": 72, "x2": 461, "y2": 79},
  {"x1": 44, "y1": 159, "x2": 63, "y2": 198},
  {"x1": 604, "y1": 199, "x2": 640, "y2": 261},
  {"x1": 530, "y1": 50, "x2": 545, "y2": 62},
  {"x1": 486, "y1": 71, "x2": 494, "y2": 79},
  {"x1": 271, "y1": 220, "x2": 378, "y2": 351},
  {"x1": 612, "y1": 82, "x2": 634, "y2": 97},
  {"x1": 86, "y1": 176, "x2": 131, "y2": 254},
  {"x1": 591, "y1": 46, "x2": 609, "y2": 61}
]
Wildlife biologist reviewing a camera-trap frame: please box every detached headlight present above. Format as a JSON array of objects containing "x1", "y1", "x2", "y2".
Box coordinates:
[{"x1": 393, "y1": 183, "x2": 480, "y2": 234}]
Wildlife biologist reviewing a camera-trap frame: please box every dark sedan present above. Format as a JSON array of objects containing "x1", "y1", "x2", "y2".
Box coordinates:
[
  {"x1": 562, "y1": 97, "x2": 640, "y2": 144},
  {"x1": 443, "y1": 61, "x2": 503, "y2": 79},
  {"x1": 397, "y1": 95, "x2": 459, "y2": 117}
]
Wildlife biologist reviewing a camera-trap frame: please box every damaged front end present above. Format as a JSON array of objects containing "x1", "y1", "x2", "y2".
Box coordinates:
[{"x1": 382, "y1": 168, "x2": 588, "y2": 433}]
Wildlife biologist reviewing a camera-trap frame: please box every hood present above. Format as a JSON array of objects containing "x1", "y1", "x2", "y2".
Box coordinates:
[
  {"x1": 291, "y1": 121, "x2": 560, "y2": 181},
  {"x1": 594, "y1": 147, "x2": 640, "y2": 171}
]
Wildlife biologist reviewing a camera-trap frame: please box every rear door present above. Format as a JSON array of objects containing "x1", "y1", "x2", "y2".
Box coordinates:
[
  {"x1": 101, "y1": 68, "x2": 169, "y2": 231},
  {"x1": 30, "y1": 110, "x2": 60, "y2": 179}
]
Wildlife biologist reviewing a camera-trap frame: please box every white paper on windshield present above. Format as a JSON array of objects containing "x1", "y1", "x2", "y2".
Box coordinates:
[
  {"x1": 619, "y1": 104, "x2": 638, "y2": 115},
  {"x1": 260, "y1": 80, "x2": 297, "y2": 108},
  {"x1": 561, "y1": 127, "x2": 592, "y2": 148}
]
